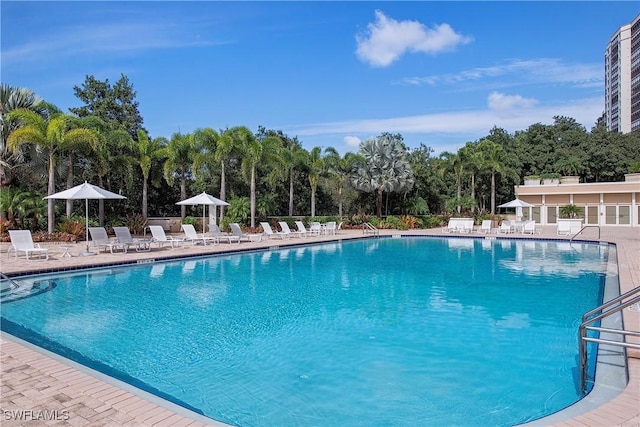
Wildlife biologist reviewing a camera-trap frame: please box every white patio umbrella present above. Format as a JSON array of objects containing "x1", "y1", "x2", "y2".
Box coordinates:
[
  {"x1": 44, "y1": 181, "x2": 126, "y2": 256},
  {"x1": 498, "y1": 198, "x2": 534, "y2": 221},
  {"x1": 176, "y1": 192, "x2": 229, "y2": 233}
]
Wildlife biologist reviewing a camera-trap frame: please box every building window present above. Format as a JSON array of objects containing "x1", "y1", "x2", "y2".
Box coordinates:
[
  {"x1": 547, "y1": 206, "x2": 557, "y2": 224},
  {"x1": 587, "y1": 206, "x2": 599, "y2": 225}
]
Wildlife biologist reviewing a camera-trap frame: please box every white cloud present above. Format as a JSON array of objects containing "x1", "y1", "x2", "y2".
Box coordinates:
[
  {"x1": 343, "y1": 135, "x2": 362, "y2": 148},
  {"x1": 355, "y1": 10, "x2": 473, "y2": 67},
  {"x1": 285, "y1": 96, "x2": 602, "y2": 141},
  {"x1": 487, "y1": 92, "x2": 537, "y2": 110},
  {"x1": 401, "y1": 58, "x2": 603, "y2": 88},
  {"x1": 2, "y1": 22, "x2": 224, "y2": 66}
]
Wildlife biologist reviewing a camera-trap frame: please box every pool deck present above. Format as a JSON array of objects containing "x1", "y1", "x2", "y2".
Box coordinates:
[{"x1": 1, "y1": 226, "x2": 638, "y2": 426}]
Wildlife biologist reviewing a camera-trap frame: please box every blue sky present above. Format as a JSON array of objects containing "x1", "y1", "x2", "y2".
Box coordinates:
[{"x1": 2, "y1": 1, "x2": 639, "y2": 155}]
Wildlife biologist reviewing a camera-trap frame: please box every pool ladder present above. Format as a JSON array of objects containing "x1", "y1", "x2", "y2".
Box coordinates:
[
  {"x1": 362, "y1": 222, "x2": 379, "y2": 236},
  {"x1": 570, "y1": 225, "x2": 600, "y2": 243},
  {"x1": 578, "y1": 285, "x2": 640, "y2": 394}
]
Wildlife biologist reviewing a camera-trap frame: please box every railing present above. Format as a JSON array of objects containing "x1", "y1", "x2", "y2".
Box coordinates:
[
  {"x1": 362, "y1": 222, "x2": 379, "y2": 236},
  {"x1": 578, "y1": 285, "x2": 640, "y2": 394},
  {"x1": 0, "y1": 271, "x2": 20, "y2": 294},
  {"x1": 570, "y1": 225, "x2": 600, "y2": 242}
]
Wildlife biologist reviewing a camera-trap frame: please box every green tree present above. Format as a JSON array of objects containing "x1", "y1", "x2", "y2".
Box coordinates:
[
  {"x1": 162, "y1": 132, "x2": 195, "y2": 219},
  {"x1": 70, "y1": 74, "x2": 144, "y2": 138},
  {"x1": 230, "y1": 126, "x2": 283, "y2": 228},
  {"x1": 438, "y1": 151, "x2": 464, "y2": 214},
  {"x1": 7, "y1": 109, "x2": 100, "y2": 233},
  {"x1": 305, "y1": 146, "x2": 326, "y2": 217},
  {"x1": 0, "y1": 84, "x2": 46, "y2": 187},
  {"x1": 476, "y1": 139, "x2": 513, "y2": 214},
  {"x1": 131, "y1": 129, "x2": 167, "y2": 218},
  {"x1": 351, "y1": 133, "x2": 414, "y2": 218},
  {"x1": 279, "y1": 137, "x2": 307, "y2": 217},
  {"x1": 325, "y1": 147, "x2": 359, "y2": 219}
]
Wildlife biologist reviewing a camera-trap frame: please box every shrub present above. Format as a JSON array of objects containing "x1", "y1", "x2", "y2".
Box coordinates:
[{"x1": 125, "y1": 214, "x2": 148, "y2": 235}]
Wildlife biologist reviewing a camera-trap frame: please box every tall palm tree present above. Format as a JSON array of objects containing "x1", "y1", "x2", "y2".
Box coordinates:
[
  {"x1": 438, "y1": 151, "x2": 464, "y2": 214},
  {"x1": 324, "y1": 147, "x2": 358, "y2": 219},
  {"x1": 132, "y1": 129, "x2": 167, "y2": 219},
  {"x1": 216, "y1": 128, "x2": 237, "y2": 221},
  {"x1": 476, "y1": 139, "x2": 507, "y2": 214},
  {"x1": 306, "y1": 146, "x2": 325, "y2": 218},
  {"x1": 229, "y1": 126, "x2": 282, "y2": 228},
  {"x1": 0, "y1": 84, "x2": 45, "y2": 186},
  {"x1": 351, "y1": 134, "x2": 414, "y2": 218},
  {"x1": 7, "y1": 109, "x2": 100, "y2": 233},
  {"x1": 278, "y1": 139, "x2": 307, "y2": 217},
  {"x1": 162, "y1": 132, "x2": 196, "y2": 219}
]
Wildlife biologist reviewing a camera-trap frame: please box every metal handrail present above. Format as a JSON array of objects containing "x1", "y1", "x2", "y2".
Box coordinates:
[
  {"x1": 362, "y1": 222, "x2": 379, "y2": 236},
  {"x1": 578, "y1": 285, "x2": 640, "y2": 394},
  {"x1": 570, "y1": 225, "x2": 600, "y2": 242}
]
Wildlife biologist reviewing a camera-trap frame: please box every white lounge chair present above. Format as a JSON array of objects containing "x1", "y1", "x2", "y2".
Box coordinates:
[
  {"x1": 209, "y1": 224, "x2": 240, "y2": 244},
  {"x1": 497, "y1": 220, "x2": 513, "y2": 234},
  {"x1": 442, "y1": 218, "x2": 459, "y2": 233},
  {"x1": 457, "y1": 219, "x2": 474, "y2": 233},
  {"x1": 477, "y1": 220, "x2": 493, "y2": 234},
  {"x1": 522, "y1": 220, "x2": 537, "y2": 235},
  {"x1": 294, "y1": 221, "x2": 311, "y2": 237},
  {"x1": 113, "y1": 226, "x2": 152, "y2": 252},
  {"x1": 89, "y1": 227, "x2": 128, "y2": 254},
  {"x1": 231, "y1": 223, "x2": 262, "y2": 242},
  {"x1": 309, "y1": 222, "x2": 322, "y2": 236},
  {"x1": 279, "y1": 221, "x2": 303, "y2": 238},
  {"x1": 324, "y1": 221, "x2": 337, "y2": 235},
  {"x1": 557, "y1": 221, "x2": 572, "y2": 236},
  {"x1": 7, "y1": 230, "x2": 49, "y2": 260},
  {"x1": 260, "y1": 222, "x2": 288, "y2": 239},
  {"x1": 181, "y1": 224, "x2": 217, "y2": 245},
  {"x1": 148, "y1": 225, "x2": 185, "y2": 248}
]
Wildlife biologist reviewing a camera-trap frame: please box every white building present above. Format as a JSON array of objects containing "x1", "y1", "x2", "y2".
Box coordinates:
[
  {"x1": 514, "y1": 174, "x2": 640, "y2": 228},
  {"x1": 605, "y1": 14, "x2": 640, "y2": 133}
]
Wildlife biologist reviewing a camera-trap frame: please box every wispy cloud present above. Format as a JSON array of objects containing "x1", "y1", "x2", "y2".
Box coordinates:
[
  {"x1": 2, "y1": 21, "x2": 225, "y2": 66},
  {"x1": 286, "y1": 96, "x2": 602, "y2": 141},
  {"x1": 355, "y1": 10, "x2": 473, "y2": 67},
  {"x1": 401, "y1": 58, "x2": 603, "y2": 88}
]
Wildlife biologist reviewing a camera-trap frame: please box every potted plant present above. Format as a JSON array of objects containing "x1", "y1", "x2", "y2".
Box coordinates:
[
  {"x1": 559, "y1": 204, "x2": 582, "y2": 219},
  {"x1": 523, "y1": 175, "x2": 540, "y2": 185},
  {"x1": 541, "y1": 172, "x2": 561, "y2": 185},
  {"x1": 558, "y1": 204, "x2": 583, "y2": 234}
]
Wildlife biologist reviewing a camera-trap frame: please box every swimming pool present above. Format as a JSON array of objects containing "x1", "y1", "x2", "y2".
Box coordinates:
[{"x1": 1, "y1": 237, "x2": 610, "y2": 426}]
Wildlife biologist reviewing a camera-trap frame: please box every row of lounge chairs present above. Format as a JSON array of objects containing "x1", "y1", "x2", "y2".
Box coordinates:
[
  {"x1": 443, "y1": 219, "x2": 540, "y2": 235},
  {"x1": 5, "y1": 221, "x2": 341, "y2": 260}
]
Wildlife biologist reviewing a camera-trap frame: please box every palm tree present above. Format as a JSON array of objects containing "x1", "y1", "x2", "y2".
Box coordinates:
[
  {"x1": 278, "y1": 139, "x2": 307, "y2": 217},
  {"x1": 437, "y1": 151, "x2": 464, "y2": 214},
  {"x1": 306, "y1": 146, "x2": 326, "y2": 218},
  {"x1": 226, "y1": 127, "x2": 282, "y2": 228},
  {"x1": 7, "y1": 109, "x2": 100, "y2": 233},
  {"x1": 216, "y1": 128, "x2": 237, "y2": 221},
  {"x1": 0, "y1": 84, "x2": 45, "y2": 186},
  {"x1": 476, "y1": 139, "x2": 508, "y2": 214},
  {"x1": 351, "y1": 134, "x2": 414, "y2": 218},
  {"x1": 324, "y1": 147, "x2": 358, "y2": 219},
  {"x1": 162, "y1": 132, "x2": 196, "y2": 219},
  {"x1": 132, "y1": 129, "x2": 166, "y2": 219}
]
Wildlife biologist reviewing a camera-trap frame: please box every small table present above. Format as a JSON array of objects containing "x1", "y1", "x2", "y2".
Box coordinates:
[{"x1": 59, "y1": 245, "x2": 73, "y2": 258}]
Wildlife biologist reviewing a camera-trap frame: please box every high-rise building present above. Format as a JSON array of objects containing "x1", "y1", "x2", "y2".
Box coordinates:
[{"x1": 604, "y1": 14, "x2": 640, "y2": 133}]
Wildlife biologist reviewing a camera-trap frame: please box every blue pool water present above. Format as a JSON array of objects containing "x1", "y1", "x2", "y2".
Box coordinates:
[{"x1": 1, "y1": 237, "x2": 608, "y2": 426}]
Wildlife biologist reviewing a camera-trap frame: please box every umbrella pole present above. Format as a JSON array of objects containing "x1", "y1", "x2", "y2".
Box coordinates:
[
  {"x1": 202, "y1": 205, "x2": 206, "y2": 234},
  {"x1": 81, "y1": 198, "x2": 97, "y2": 256}
]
